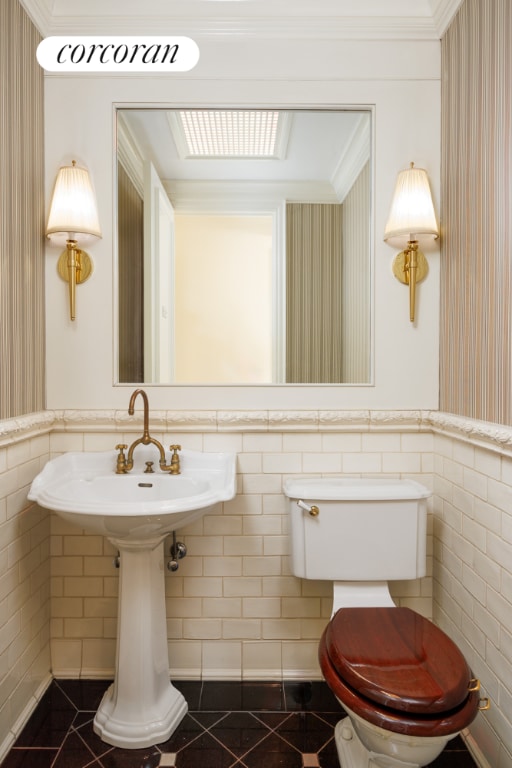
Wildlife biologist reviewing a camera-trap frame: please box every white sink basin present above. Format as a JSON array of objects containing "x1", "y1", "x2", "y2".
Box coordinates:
[{"x1": 29, "y1": 447, "x2": 236, "y2": 540}]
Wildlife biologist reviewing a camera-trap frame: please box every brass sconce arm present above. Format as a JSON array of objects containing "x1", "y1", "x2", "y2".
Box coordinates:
[
  {"x1": 58, "y1": 240, "x2": 93, "y2": 321},
  {"x1": 391, "y1": 240, "x2": 429, "y2": 323}
]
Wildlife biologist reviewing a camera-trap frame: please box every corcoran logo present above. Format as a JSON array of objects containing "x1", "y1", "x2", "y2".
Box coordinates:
[{"x1": 37, "y1": 36, "x2": 200, "y2": 72}]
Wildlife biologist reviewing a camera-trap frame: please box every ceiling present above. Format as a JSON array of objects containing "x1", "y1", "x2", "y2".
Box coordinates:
[
  {"x1": 118, "y1": 108, "x2": 370, "y2": 203},
  {"x1": 21, "y1": 0, "x2": 462, "y2": 39},
  {"x1": 25, "y1": 0, "x2": 459, "y2": 201}
]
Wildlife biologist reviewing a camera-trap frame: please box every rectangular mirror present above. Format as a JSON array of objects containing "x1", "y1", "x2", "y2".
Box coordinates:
[{"x1": 116, "y1": 107, "x2": 372, "y2": 385}]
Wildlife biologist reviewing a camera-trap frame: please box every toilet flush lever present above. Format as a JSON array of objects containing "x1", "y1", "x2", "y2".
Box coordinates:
[{"x1": 297, "y1": 500, "x2": 320, "y2": 517}]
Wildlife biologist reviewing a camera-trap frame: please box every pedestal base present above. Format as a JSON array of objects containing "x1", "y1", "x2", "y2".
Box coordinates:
[
  {"x1": 93, "y1": 537, "x2": 187, "y2": 749},
  {"x1": 94, "y1": 681, "x2": 187, "y2": 749}
]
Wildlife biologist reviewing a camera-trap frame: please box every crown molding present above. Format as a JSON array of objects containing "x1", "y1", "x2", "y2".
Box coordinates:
[
  {"x1": 117, "y1": 114, "x2": 144, "y2": 197},
  {"x1": 163, "y1": 180, "x2": 339, "y2": 211},
  {"x1": 20, "y1": 0, "x2": 463, "y2": 40},
  {"x1": 19, "y1": 0, "x2": 52, "y2": 36},
  {"x1": 54, "y1": 19, "x2": 436, "y2": 41},
  {"x1": 331, "y1": 113, "x2": 371, "y2": 203},
  {"x1": 429, "y1": 0, "x2": 464, "y2": 37}
]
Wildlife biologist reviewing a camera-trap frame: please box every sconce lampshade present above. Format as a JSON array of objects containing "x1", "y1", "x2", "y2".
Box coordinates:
[
  {"x1": 46, "y1": 160, "x2": 102, "y2": 245},
  {"x1": 384, "y1": 163, "x2": 438, "y2": 243}
]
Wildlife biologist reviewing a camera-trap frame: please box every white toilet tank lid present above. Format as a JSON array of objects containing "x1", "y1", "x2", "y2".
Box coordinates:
[{"x1": 283, "y1": 477, "x2": 431, "y2": 501}]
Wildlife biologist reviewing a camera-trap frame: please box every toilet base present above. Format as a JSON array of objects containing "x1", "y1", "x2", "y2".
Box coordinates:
[
  {"x1": 336, "y1": 718, "x2": 375, "y2": 767},
  {"x1": 335, "y1": 718, "x2": 420, "y2": 768}
]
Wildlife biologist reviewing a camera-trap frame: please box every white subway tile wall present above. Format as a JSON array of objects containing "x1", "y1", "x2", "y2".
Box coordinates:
[
  {"x1": 45, "y1": 424, "x2": 434, "y2": 684},
  {"x1": 433, "y1": 431, "x2": 512, "y2": 767},
  {"x1": 3, "y1": 412, "x2": 512, "y2": 768},
  {"x1": 0, "y1": 430, "x2": 52, "y2": 758}
]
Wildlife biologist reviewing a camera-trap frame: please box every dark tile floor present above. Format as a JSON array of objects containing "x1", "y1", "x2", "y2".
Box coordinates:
[{"x1": 1, "y1": 680, "x2": 477, "y2": 768}]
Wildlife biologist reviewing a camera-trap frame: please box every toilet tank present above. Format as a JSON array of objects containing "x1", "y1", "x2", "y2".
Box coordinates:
[{"x1": 283, "y1": 478, "x2": 431, "y2": 581}]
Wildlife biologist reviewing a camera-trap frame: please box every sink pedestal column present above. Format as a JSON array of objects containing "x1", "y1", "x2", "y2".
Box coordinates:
[{"x1": 94, "y1": 536, "x2": 187, "y2": 749}]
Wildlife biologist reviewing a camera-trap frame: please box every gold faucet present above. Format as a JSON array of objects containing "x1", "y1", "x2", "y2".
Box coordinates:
[{"x1": 115, "y1": 389, "x2": 181, "y2": 474}]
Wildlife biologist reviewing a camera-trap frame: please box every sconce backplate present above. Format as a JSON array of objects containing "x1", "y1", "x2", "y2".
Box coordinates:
[
  {"x1": 57, "y1": 249, "x2": 93, "y2": 284},
  {"x1": 392, "y1": 249, "x2": 429, "y2": 285}
]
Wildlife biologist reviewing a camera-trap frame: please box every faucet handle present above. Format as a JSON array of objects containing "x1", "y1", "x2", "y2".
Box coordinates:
[
  {"x1": 115, "y1": 444, "x2": 128, "y2": 474},
  {"x1": 168, "y1": 445, "x2": 181, "y2": 475}
]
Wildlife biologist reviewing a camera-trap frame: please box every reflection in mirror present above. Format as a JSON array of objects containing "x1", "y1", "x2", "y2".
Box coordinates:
[{"x1": 116, "y1": 108, "x2": 372, "y2": 385}]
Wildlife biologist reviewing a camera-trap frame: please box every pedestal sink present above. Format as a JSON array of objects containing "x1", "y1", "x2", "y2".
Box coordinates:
[{"x1": 29, "y1": 447, "x2": 236, "y2": 749}]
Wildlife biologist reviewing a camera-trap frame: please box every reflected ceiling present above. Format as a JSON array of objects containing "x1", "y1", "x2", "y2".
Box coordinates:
[{"x1": 119, "y1": 109, "x2": 367, "y2": 203}]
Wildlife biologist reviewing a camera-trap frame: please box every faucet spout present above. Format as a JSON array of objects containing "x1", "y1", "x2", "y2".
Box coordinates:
[
  {"x1": 115, "y1": 389, "x2": 181, "y2": 474},
  {"x1": 128, "y1": 389, "x2": 151, "y2": 442}
]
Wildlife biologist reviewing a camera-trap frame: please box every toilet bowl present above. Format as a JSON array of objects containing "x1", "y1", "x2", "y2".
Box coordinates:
[{"x1": 283, "y1": 477, "x2": 486, "y2": 768}]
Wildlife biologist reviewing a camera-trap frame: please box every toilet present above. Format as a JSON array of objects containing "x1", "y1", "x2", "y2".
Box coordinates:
[{"x1": 283, "y1": 477, "x2": 484, "y2": 768}]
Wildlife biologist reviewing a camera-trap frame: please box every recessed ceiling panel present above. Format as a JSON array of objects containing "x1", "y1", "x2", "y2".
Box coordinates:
[{"x1": 169, "y1": 109, "x2": 290, "y2": 159}]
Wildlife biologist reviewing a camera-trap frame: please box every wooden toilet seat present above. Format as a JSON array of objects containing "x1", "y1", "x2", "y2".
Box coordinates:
[{"x1": 319, "y1": 607, "x2": 480, "y2": 737}]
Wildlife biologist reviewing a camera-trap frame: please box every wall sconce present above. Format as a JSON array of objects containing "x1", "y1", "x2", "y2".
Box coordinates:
[
  {"x1": 384, "y1": 162, "x2": 439, "y2": 323},
  {"x1": 46, "y1": 160, "x2": 101, "y2": 321}
]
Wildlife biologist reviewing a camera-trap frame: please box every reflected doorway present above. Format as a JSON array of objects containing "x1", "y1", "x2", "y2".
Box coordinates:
[{"x1": 174, "y1": 213, "x2": 274, "y2": 383}]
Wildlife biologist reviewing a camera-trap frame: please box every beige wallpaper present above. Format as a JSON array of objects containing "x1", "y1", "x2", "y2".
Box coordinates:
[
  {"x1": 117, "y1": 162, "x2": 144, "y2": 383},
  {"x1": 0, "y1": 0, "x2": 45, "y2": 420},
  {"x1": 286, "y1": 203, "x2": 344, "y2": 382},
  {"x1": 440, "y1": 0, "x2": 512, "y2": 425}
]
